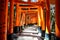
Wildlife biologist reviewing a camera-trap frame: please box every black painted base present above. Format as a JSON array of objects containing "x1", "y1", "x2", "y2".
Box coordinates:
[
  {"x1": 24, "y1": 24, "x2": 26, "y2": 26},
  {"x1": 28, "y1": 23, "x2": 37, "y2": 26},
  {"x1": 21, "y1": 26, "x2": 25, "y2": 30},
  {"x1": 34, "y1": 23, "x2": 37, "y2": 25},
  {"x1": 28, "y1": 24, "x2": 34, "y2": 26},
  {"x1": 41, "y1": 30, "x2": 45, "y2": 37},
  {"x1": 7, "y1": 33, "x2": 18, "y2": 40},
  {"x1": 49, "y1": 34, "x2": 51, "y2": 40},
  {"x1": 55, "y1": 36, "x2": 60, "y2": 40},
  {"x1": 13, "y1": 26, "x2": 21, "y2": 33}
]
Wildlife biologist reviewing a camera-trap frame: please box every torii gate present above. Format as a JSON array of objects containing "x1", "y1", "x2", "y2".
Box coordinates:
[
  {"x1": 0, "y1": 0, "x2": 60, "y2": 40},
  {"x1": 0, "y1": 0, "x2": 46, "y2": 40}
]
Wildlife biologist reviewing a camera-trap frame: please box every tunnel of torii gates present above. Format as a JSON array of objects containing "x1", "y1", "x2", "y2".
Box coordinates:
[{"x1": 0, "y1": 0, "x2": 60, "y2": 40}]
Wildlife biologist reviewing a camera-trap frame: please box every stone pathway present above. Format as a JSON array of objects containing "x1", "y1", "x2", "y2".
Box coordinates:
[{"x1": 17, "y1": 25, "x2": 42, "y2": 40}]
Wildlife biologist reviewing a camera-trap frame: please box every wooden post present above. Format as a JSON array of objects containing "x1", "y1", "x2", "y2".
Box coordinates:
[
  {"x1": 45, "y1": 0, "x2": 51, "y2": 40},
  {"x1": 0, "y1": 0, "x2": 8, "y2": 40},
  {"x1": 20, "y1": 12, "x2": 25, "y2": 30},
  {"x1": 8, "y1": 0, "x2": 14, "y2": 40},
  {"x1": 37, "y1": 6, "x2": 42, "y2": 34},
  {"x1": 38, "y1": 6, "x2": 42, "y2": 27},
  {"x1": 16, "y1": 4, "x2": 20, "y2": 26},
  {"x1": 40, "y1": 6, "x2": 45, "y2": 37},
  {"x1": 55, "y1": 0, "x2": 60, "y2": 40},
  {"x1": 21, "y1": 13, "x2": 25, "y2": 26},
  {"x1": 9, "y1": 0, "x2": 14, "y2": 34},
  {"x1": 14, "y1": 3, "x2": 21, "y2": 33}
]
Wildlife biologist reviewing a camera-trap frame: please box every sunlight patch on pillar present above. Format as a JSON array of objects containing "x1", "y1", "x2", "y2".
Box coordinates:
[
  {"x1": 37, "y1": 13, "x2": 41, "y2": 26},
  {"x1": 46, "y1": 27, "x2": 49, "y2": 34}
]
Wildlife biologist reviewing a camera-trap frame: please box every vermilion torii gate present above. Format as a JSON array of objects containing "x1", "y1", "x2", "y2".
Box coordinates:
[
  {"x1": 0, "y1": 0, "x2": 60, "y2": 40},
  {"x1": 55, "y1": 0, "x2": 60, "y2": 40},
  {"x1": 0, "y1": 0, "x2": 8, "y2": 40}
]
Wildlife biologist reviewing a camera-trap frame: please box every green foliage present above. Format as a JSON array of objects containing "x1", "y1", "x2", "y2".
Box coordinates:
[{"x1": 50, "y1": 11, "x2": 55, "y2": 32}]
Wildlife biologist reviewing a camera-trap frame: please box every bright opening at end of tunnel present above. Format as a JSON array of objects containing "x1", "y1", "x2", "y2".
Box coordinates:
[
  {"x1": 22, "y1": 0, "x2": 38, "y2": 2},
  {"x1": 31, "y1": 0, "x2": 38, "y2": 2},
  {"x1": 22, "y1": 0, "x2": 28, "y2": 2}
]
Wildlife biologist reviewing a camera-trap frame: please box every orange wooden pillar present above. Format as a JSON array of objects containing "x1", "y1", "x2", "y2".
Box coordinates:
[
  {"x1": 14, "y1": 3, "x2": 21, "y2": 33},
  {"x1": 38, "y1": 7, "x2": 42, "y2": 27},
  {"x1": 21, "y1": 12, "x2": 26, "y2": 27},
  {"x1": 39, "y1": 0, "x2": 46, "y2": 37},
  {"x1": 25, "y1": 12, "x2": 28, "y2": 25},
  {"x1": 20, "y1": 12, "x2": 26, "y2": 30},
  {"x1": 25, "y1": 13, "x2": 26, "y2": 25},
  {"x1": 0, "y1": 0, "x2": 8, "y2": 40},
  {"x1": 55, "y1": 0, "x2": 60, "y2": 40},
  {"x1": 9, "y1": 0, "x2": 14, "y2": 34},
  {"x1": 40, "y1": 6, "x2": 45, "y2": 37},
  {"x1": 45, "y1": 0, "x2": 51, "y2": 40},
  {"x1": 37, "y1": 6, "x2": 42, "y2": 33},
  {"x1": 16, "y1": 4, "x2": 20, "y2": 26},
  {"x1": 21, "y1": 13, "x2": 25, "y2": 26},
  {"x1": 31, "y1": 13, "x2": 37, "y2": 24},
  {"x1": 8, "y1": 0, "x2": 14, "y2": 40}
]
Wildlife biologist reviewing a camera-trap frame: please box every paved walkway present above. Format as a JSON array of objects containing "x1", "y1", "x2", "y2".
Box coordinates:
[{"x1": 17, "y1": 25, "x2": 42, "y2": 40}]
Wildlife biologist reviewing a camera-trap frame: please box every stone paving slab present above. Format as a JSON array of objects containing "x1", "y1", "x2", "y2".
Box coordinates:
[
  {"x1": 18, "y1": 25, "x2": 42, "y2": 40},
  {"x1": 17, "y1": 36, "x2": 38, "y2": 40},
  {"x1": 20, "y1": 32, "x2": 41, "y2": 37},
  {"x1": 23, "y1": 27, "x2": 38, "y2": 33}
]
